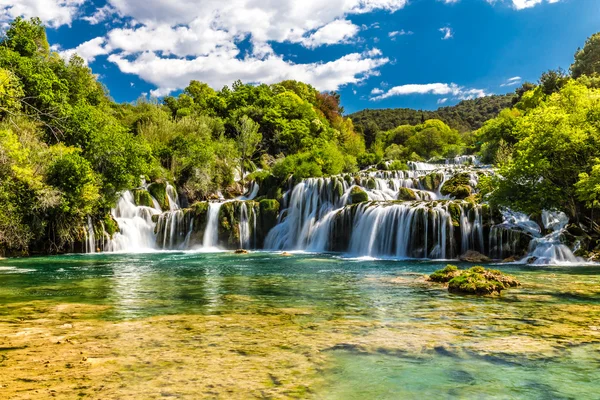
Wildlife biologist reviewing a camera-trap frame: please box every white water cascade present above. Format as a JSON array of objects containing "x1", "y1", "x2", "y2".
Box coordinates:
[
  {"x1": 105, "y1": 191, "x2": 162, "y2": 252},
  {"x1": 84, "y1": 216, "x2": 96, "y2": 253},
  {"x1": 525, "y1": 211, "x2": 582, "y2": 265}
]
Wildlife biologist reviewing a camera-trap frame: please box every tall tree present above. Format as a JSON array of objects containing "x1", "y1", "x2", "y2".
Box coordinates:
[
  {"x1": 571, "y1": 32, "x2": 600, "y2": 78},
  {"x1": 236, "y1": 115, "x2": 261, "y2": 181}
]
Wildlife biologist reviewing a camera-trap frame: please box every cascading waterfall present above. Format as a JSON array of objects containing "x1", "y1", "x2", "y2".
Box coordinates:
[
  {"x1": 93, "y1": 161, "x2": 585, "y2": 264},
  {"x1": 525, "y1": 211, "x2": 582, "y2": 264},
  {"x1": 202, "y1": 202, "x2": 223, "y2": 249},
  {"x1": 84, "y1": 216, "x2": 96, "y2": 253},
  {"x1": 106, "y1": 191, "x2": 162, "y2": 252},
  {"x1": 264, "y1": 168, "x2": 494, "y2": 258}
]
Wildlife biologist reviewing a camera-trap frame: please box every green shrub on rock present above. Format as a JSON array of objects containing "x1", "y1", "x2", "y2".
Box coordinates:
[
  {"x1": 350, "y1": 186, "x2": 369, "y2": 204},
  {"x1": 429, "y1": 265, "x2": 520, "y2": 295},
  {"x1": 132, "y1": 189, "x2": 154, "y2": 208},
  {"x1": 441, "y1": 173, "x2": 473, "y2": 199},
  {"x1": 147, "y1": 182, "x2": 169, "y2": 210},
  {"x1": 428, "y1": 265, "x2": 461, "y2": 283},
  {"x1": 397, "y1": 187, "x2": 417, "y2": 201}
]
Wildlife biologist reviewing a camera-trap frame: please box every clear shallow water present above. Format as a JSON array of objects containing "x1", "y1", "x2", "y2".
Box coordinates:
[{"x1": 1, "y1": 252, "x2": 600, "y2": 398}]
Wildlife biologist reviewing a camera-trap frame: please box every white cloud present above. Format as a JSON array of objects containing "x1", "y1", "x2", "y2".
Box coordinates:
[
  {"x1": 56, "y1": 37, "x2": 109, "y2": 64},
  {"x1": 441, "y1": 0, "x2": 460, "y2": 3},
  {"x1": 300, "y1": 19, "x2": 360, "y2": 49},
  {"x1": 511, "y1": 0, "x2": 560, "y2": 10},
  {"x1": 500, "y1": 76, "x2": 522, "y2": 86},
  {"x1": 370, "y1": 83, "x2": 488, "y2": 101},
  {"x1": 437, "y1": 98, "x2": 448, "y2": 104},
  {"x1": 108, "y1": 50, "x2": 389, "y2": 97},
  {"x1": 47, "y1": 0, "x2": 406, "y2": 95},
  {"x1": 0, "y1": 0, "x2": 85, "y2": 27},
  {"x1": 82, "y1": 5, "x2": 117, "y2": 25},
  {"x1": 388, "y1": 29, "x2": 413, "y2": 39},
  {"x1": 371, "y1": 88, "x2": 384, "y2": 94},
  {"x1": 439, "y1": 26, "x2": 453, "y2": 40}
]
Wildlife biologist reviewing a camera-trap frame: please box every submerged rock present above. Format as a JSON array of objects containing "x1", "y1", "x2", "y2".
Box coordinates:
[
  {"x1": 234, "y1": 249, "x2": 249, "y2": 254},
  {"x1": 460, "y1": 250, "x2": 491, "y2": 263},
  {"x1": 429, "y1": 265, "x2": 520, "y2": 295}
]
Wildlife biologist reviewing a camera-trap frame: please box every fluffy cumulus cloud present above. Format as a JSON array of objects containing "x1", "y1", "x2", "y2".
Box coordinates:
[
  {"x1": 56, "y1": 37, "x2": 109, "y2": 64},
  {"x1": 109, "y1": 50, "x2": 389, "y2": 97},
  {"x1": 49, "y1": 0, "x2": 407, "y2": 95},
  {"x1": 0, "y1": 0, "x2": 85, "y2": 27},
  {"x1": 370, "y1": 83, "x2": 488, "y2": 101}
]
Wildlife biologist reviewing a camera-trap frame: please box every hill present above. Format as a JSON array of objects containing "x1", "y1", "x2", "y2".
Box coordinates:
[{"x1": 348, "y1": 94, "x2": 514, "y2": 146}]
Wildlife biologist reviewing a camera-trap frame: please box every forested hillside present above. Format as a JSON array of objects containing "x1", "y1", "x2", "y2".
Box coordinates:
[{"x1": 349, "y1": 94, "x2": 514, "y2": 146}]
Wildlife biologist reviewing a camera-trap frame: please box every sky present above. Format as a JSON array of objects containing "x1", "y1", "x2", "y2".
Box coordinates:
[{"x1": 1, "y1": 0, "x2": 598, "y2": 113}]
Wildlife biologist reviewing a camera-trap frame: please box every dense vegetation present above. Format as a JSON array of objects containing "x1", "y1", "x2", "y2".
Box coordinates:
[
  {"x1": 349, "y1": 94, "x2": 514, "y2": 146},
  {"x1": 1, "y1": 16, "x2": 599, "y2": 256}
]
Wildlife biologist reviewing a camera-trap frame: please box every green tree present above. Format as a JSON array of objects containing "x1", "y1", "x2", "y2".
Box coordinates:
[
  {"x1": 571, "y1": 32, "x2": 600, "y2": 78},
  {"x1": 235, "y1": 115, "x2": 262, "y2": 180}
]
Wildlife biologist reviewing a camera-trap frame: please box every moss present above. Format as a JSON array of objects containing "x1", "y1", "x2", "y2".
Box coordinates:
[
  {"x1": 366, "y1": 178, "x2": 377, "y2": 190},
  {"x1": 333, "y1": 179, "x2": 345, "y2": 198},
  {"x1": 103, "y1": 214, "x2": 119, "y2": 238},
  {"x1": 419, "y1": 173, "x2": 443, "y2": 192},
  {"x1": 448, "y1": 202, "x2": 462, "y2": 227},
  {"x1": 430, "y1": 265, "x2": 520, "y2": 295},
  {"x1": 147, "y1": 182, "x2": 169, "y2": 210},
  {"x1": 132, "y1": 189, "x2": 154, "y2": 208},
  {"x1": 350, "y1": 186, "x2": 369, "y2": 204},
  {"x1": 397, "y1": 187, "x2": 417, "y2": 201},
  {"x1": 440, "y1": 173, "x2": 473, "y2": 199},
  {"x1": 428, "y1": 265, "x2": 461, "y2": 283}
]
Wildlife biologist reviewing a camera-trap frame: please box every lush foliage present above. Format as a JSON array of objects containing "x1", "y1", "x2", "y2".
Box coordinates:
[
  {"x1": 571, "y1": 32, "x2": 600, "y2": 79},
  {"x1": 0, "y1": 18, "x2": 366, "y2": 255},
  {"x1": 349, "y1": 94, "x2": 514, "y2": 146},
  {"x1": 478, "y1": 79, "x2": 600, "y2": 218}
]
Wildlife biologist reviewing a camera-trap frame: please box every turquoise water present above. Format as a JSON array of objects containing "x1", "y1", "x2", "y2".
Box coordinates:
[{"x1": 1, "y1": 252, "x2": 600, "y2": 398}]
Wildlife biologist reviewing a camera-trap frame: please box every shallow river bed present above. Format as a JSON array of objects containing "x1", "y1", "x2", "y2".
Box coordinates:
[{"x1": 0, "y1": 252, "x2": 599, "y2": 399}]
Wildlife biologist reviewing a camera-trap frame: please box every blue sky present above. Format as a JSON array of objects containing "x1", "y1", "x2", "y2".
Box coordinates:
[{"x1": 2, "y1": 0, "x2": 598, "y2": 113}]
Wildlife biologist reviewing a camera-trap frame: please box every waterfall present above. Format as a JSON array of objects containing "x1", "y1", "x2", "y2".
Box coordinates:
[
  {"x1": 347, "y1": 202, "x2": 454, "y2": 259},
  {"x1": 84, "y1": 216, "x2": 96, "y2": 253},
  {"x1": 105, "y1": 191, "x2": 161, "y2": 252},
  {"x1": 525, "y1": 211, "x2": 582, "y2": 265},
  {"x1": 166, "y1": 184, "x2": 180, "y2": 211},
  {"x1": 202, "y1": 202, "x2": 223, "y2": 248},
  {"x1": 239, "y1": 203, "x2": 250, "y2": 249}
]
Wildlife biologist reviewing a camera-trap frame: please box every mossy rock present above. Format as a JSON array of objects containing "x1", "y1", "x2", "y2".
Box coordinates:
[
  {"x1": 132, "y1": 189, "x2": 155, "y2": 208},
  {"x1": 103, "y1": 214, "x2": 120, "y2": 238},
  {"x1": 397, "y1": 187, "x2": 417, "y2": 201},
  {"x1": 428, "y1": 265, "x2": 461, "y2": 283},
  {"x1": 259, "y1": 199, "x2": 280, "y2": 242},
  {"x1": 429, "y1": 265, "x2": 520, "y2": 295},
  {"x1": 366, "y1": 178, "x2": 377, "y2": 190},
  {"x1": 459, "y1": 250, "x2": 491, "y2": 263},
  {"x1": 350, "y1": 186, "x2": 369, "y2": 204},
  {"x1": 440, "y1": 173, "x2": 473, "y2": 199},
  {"x1": 419, "y1": 173, "x2": 444, "y2": 192},
  {"x1": 333, "y1": 179, "x2": 345, "y2": 198},
  {"x1": 448, "y1": 202, "x2": 462, "y2": 227},
  {"x1": 147, "y1": 182, "x2": 169, "y2": 210}
]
